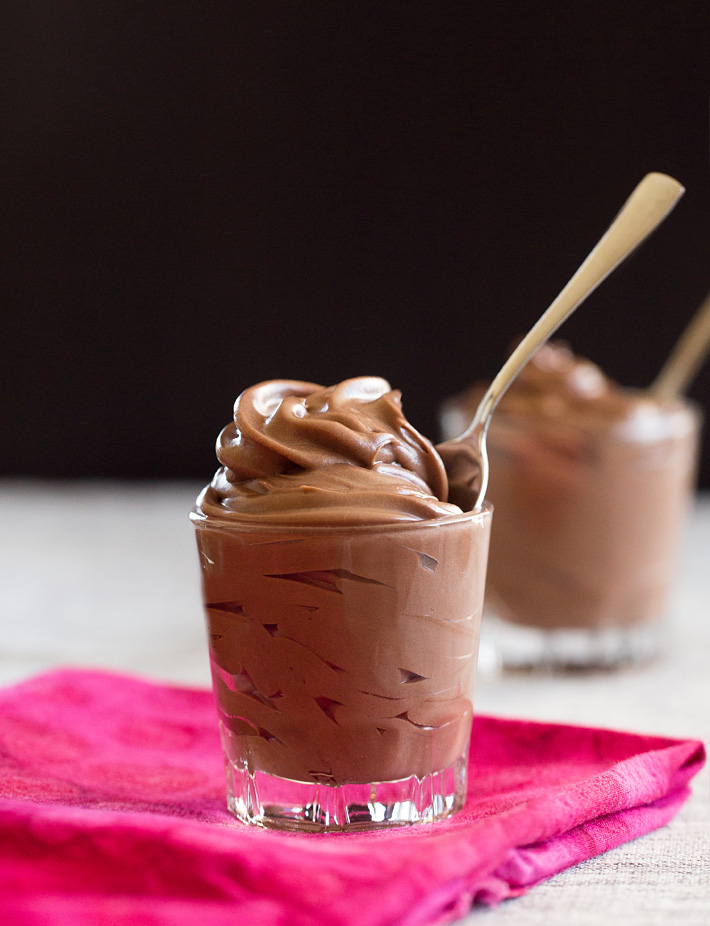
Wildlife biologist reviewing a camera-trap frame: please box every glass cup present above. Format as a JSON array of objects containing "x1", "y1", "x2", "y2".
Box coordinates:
[
  {"x1": 440, "y1": 396, "x2": 700, "y2": 670},
  {"x1": 191, "y1": 505, "x2": 492, "y2": 832}
]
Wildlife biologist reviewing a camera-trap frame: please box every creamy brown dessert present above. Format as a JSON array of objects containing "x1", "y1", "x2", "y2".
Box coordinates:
[
  {"x1": 440, "y1": 342, "x2": 699, "y2": 641},
  {"x1": 198, "y1": 378, "x2": 461, "y2": 525},
  {"x1": 193, "y1": 378, "x2": 491, "y2": 807}
]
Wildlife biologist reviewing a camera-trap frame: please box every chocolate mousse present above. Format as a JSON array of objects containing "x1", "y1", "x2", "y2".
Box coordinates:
[
  {"x1": 440, "y1": 342, "x2": 699, "y2": 637},
  {"x1": 192, "y1": 378, "x2": 492, "y2": 792}
]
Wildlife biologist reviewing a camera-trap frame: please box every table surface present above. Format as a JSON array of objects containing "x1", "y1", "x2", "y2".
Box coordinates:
[{"x1": 1, "y1": 480, "x2": 708, "y2": 925}]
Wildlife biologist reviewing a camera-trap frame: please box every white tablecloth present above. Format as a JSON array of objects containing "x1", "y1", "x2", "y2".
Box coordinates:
[{"x1": 1, "y1": 481, "x2": 708, "y2": 923}]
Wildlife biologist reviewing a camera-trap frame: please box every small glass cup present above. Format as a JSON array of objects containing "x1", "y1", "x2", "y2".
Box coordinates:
[
  {"x1": 191, "y1": 504, "x2": 492, "y2": 832},
  {"x1": 440, "y1": 395, "x2": 701, "y2": 670}
]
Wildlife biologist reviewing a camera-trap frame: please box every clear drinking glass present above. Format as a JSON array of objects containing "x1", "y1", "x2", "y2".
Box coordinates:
[
  {"x1": 441, "y1": 396, "x2": 700, "y2": 670},
  {"x1": 191, "y1": 505, "x2": 492, "y2": 832}
]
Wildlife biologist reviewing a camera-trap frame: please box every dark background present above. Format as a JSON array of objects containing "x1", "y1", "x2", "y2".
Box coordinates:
[{"x1": 2, "y1": 2, "x2": 710, "y2": 485}]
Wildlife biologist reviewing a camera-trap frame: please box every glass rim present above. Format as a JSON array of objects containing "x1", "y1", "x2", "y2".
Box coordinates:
[
  {"x1": 478, "y1": 393, "x2": 703, "y2": 443},
  {"x1": 189, "y1": 499, "x2": 492, "y2": 535},
  {"x1": 443, "y1": 390, "x2": 701, "y2": 429}
]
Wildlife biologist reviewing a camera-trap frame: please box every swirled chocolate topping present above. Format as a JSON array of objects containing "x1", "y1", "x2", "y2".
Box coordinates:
[
  {"x1": 198, "y1": 377, "x2": 462, "y2": 524},
  {"x1": 440, "y1": 341, "x2": 692, "y2": 443},
  {"x1": 494, "y1": 341, "x2": 638, "y2": 423}
]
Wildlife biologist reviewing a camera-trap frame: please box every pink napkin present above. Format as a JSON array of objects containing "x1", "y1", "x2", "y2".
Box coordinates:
[{"x1": 0, "y1": 670, "x2": 704, "y2": 926}]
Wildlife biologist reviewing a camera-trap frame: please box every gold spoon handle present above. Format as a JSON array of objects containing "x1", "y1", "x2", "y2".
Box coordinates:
[
  {"x1": 648, "y1": 290, "x2": 710, "y2": 402},
  {"x1": 466, "y1": 172, "x2": 686, "y2": 437},
  {"x1": 438, "y1": 172, "x2": 685, "y2": 512}
]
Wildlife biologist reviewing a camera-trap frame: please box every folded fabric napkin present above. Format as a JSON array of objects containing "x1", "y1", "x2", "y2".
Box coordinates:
[{"x1": 0, "y1": 670, "x2": 704, "y2": 926}]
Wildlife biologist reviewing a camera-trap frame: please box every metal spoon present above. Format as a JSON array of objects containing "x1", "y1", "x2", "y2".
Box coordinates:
[
  {"x1": 647, "y1": 289, "x2": 710, "y2": 402},
  {"x1": 436, "y1": 172, "x2": 685, "y2": 511}
]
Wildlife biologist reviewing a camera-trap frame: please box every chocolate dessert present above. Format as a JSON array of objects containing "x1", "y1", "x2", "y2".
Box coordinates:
[
  {"x1": 192, "y1": 378, "x2": 492, "y2": 828},
  {"x1": 440, "y1": 343, "x2": 699, "y2": 655}
]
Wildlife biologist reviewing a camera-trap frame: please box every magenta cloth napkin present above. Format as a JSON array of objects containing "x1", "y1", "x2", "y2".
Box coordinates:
[{"x1": 0, "y1": 670, "x2": 704, "y2": 926}]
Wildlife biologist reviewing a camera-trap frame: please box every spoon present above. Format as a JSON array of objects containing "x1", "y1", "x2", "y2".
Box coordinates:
[
  {"x1": 436, "y1": 172, "x2": 685, "y2": 511},
  {"x1": 647, "y1": 290, "x2": 710, "y2": 403}
]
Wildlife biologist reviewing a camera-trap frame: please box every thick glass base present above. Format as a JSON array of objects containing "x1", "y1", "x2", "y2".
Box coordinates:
[
  {"x1": 479, "y1": 613, "x2": 664, "y2": 672},
  {"x1": 223, "y1": 747, "x2": 469, "y2": 833}
]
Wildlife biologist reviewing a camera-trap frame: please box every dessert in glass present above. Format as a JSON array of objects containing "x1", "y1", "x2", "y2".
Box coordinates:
[
  {"x1": 192, "y1": 378, "x2": 492, "y2": 831},
  {"x1": 439, "y1": 343, "x2": 700, "y2": 670}
]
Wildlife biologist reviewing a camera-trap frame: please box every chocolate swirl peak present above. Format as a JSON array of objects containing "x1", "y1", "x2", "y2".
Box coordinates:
[
  {"x1": 197, "y1": 377, "x2": 462, "y2": 525},
  {"x1": 492, "y1": 341, "x2": 644, "y2": 424}
]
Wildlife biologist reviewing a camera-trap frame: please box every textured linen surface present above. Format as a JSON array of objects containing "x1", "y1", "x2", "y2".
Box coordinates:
[{"x1": 0, "y1": 669, "x2": 704, "y2": 926}]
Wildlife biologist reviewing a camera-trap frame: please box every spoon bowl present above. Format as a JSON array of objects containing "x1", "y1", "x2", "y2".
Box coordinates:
[{"x1": 437, "y1": 172, "x2": 685, "y2": 511}]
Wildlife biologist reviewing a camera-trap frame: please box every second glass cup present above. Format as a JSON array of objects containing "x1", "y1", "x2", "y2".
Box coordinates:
[
  {"x1": 192, "y1": 505, "x2": 492, "y2": 832},
  {"x1": 441, "y1": 390, "x2": 700, "y2": 669}
]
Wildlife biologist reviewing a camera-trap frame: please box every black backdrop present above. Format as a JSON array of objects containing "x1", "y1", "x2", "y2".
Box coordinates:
[{"x1": 3, "y1": 2, "x2": 710, "y2": 484}]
